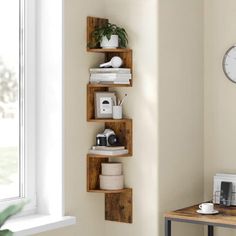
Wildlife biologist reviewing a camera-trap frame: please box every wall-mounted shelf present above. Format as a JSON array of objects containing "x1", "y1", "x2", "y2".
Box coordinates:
[
  {"x1": 87, "y1": 118, "x2": 131, "y2": 123},
  {"x1": 88, "y1": 188, "x2": 131, "y2": 194},
  {"x1": 88, "y1": 83, "x2": 132, "y2": 88},
  {"x1": 87, "y1": 154, "x2": 131, "y2": 158},
  {"x1": 105, "y1": 188, "x2": 132, "y2": 223},
  {"x1": 87, "y1": 48, "x2": 132, "y2": 53},
  {"x1": 86, "y1": 16, "x2": 133, "y2": 224}
]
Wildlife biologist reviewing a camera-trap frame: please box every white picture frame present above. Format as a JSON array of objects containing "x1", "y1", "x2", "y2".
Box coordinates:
[{"x1": 95, "y1": 92, "x2": 116, "y2": 118}]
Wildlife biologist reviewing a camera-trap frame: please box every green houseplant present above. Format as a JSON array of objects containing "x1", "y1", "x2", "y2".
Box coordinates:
[
  {"x1": 0, "y1": 202, "x2": 26, "y2": 236},
  {"x1": 92, "y1": 23, "x2": 128, "y2": 48}
]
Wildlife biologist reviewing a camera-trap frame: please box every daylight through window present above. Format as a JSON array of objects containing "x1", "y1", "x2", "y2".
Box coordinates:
[{"x1": 0, "y1": 0, "x2": 23, "y2": 201}]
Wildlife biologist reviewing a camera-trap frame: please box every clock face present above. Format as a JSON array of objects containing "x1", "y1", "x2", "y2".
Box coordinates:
[{"x1": 223, "y1": 46, "x2": 236, "y2": 83}]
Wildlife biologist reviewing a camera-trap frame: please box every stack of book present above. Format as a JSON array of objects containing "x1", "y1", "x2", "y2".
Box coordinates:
[
  {"x1": 88, "y1": 146, "x2": 128, "y2": 156},
  {"x1": 89, "y1": 68, "x2": 131, "y2": 85}
]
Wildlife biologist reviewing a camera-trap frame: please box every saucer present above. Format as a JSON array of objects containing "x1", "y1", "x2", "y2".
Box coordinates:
[{"x1": 196, "y1": 209, "x2": 219, "y2": 215}]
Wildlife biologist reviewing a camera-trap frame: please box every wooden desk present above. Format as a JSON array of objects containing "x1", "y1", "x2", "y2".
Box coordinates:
[{"x1": 164, "y1": 204, "x2": 236, "y2": 236}]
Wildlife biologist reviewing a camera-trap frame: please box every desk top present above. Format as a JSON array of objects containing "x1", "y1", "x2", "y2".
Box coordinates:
[{"x1": 164, "y1": 204, "x2": 236, "y2": 227}]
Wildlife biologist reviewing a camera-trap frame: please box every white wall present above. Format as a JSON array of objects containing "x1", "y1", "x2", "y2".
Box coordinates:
[
  {"x1": 36, "y1": 0, "x2": 64, "y2": 217},
  {"x1": 103, "y1": 1, "x2": 158, "y2": 236},
  {"x1": 103, "y1": 1, "x2": 204, "y2": 236},
  {"x1": 36, "y1": 0, "x2": 106, "y2": 235},
  {"x1": 204, "y1": 1, "x2": 236, "y2": 235},
  {"x1": 158, "y1": 0, "x2": 204, "y2": 235}
]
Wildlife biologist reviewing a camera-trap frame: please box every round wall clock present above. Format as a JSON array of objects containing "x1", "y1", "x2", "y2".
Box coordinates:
[{"x1": 223, "y1": 45, "x2": 236, "y2": 83}]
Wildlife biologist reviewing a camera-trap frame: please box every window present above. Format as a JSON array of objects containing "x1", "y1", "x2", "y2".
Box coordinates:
[
  {"x1": 0, "y1": 0, "x2": 36, "y2": 212},
  {"x1": 0, "y1": 0, "x2": 22, "y2": 201},
  {"x1": 0, "y1": 1, "x2": 76, "y2": 234}
]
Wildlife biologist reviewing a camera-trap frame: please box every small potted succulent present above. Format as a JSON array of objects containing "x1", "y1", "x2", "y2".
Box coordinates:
[{"x1": 92, "y1": 23, "x2": 128, "y2": 49}]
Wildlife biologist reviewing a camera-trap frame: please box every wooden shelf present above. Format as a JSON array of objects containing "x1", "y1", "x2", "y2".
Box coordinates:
[
  {"x1": 87, "y1": 156, "x2": 131, "y2": 192},
  {"x1": 105, "y1": 188, "x2": 132, "y2": 223},
  {"x1": 87, "y1": 48, "x2": 132, "y2": 53},
  {"x1": 105, "y1": 51, "x2": 133, "y2": 74},
  {"x1": 86, "y1": 16, "x2": 133, "y2": 224},
  {"x1": 86, "y1": 119, "x2": 133, "y2": 156},
  {"x1": 87, "y1": 153, "x2": 132, "y2": 158},
  {"x1": 88, "y1": 83, "x2": 132, "y2": 88},
  {"x1": 87, "y1": 157, "x2": 108, "y2": 192},
  {"x1": 87, "y1": 118, "x2": 131, "y2": 123},
  {"x1": 87, "y1": 154, "x2": 133, "y2": 223},
  {"x1": 87, "y1": 17, "x2": 132, "y2": 71},
  {"x1": 105, "y1": 120, "x2": 133, "y2": 155},
  {"x1": 87, "y1": 83, "x2": 132, "y2": 120},
  {"x1": 88, "y1": 188, "x2": 131, "y2": 194}
]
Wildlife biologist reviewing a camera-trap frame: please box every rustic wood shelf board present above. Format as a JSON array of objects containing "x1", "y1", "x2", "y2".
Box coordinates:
[
  {"x1": 87, "y1": 156, "x2": 108, "y2": 191},
  {"x1": 88, "y1": 83, "x2": 132, "y2": 88},
  {"x1": 88, "y1": 49, "x2": 133, "y2": 85},
  {"x1": 87, "y1": 85, "x2": 108, "y2": 121},
  {"x1": 105, "y1": 51, "x2": 132, "y2": 73},
  {"x1": 87, "y1": 153, "x2": 132, "y2": 191},
  {"x1": 105, "y1": 188, "x2": 132, "y2": 223},
  {"x1": 105, "y1": 119, "x2": 132, "y2": 155},
  {"x1": 87, "y1": 118, "x2": 131, "y2": 123},
  {"x1": 87, "y1": 48, "x2": 132, "y2": 53},
  {"x1": 87, "y1": 16, "x2": 108, "y2": 49},
  {"x1": 86, "y1": 16, "x2": 133, "y2": 224},
  {"x1": 87, "y1": 153, "x2": 132, "y2": 158},
  {"x1": 88, "y1": 188, "x2": 130, "y2": 194}
]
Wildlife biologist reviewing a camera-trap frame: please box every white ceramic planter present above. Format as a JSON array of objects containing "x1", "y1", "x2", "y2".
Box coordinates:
[
  {"x1": 100, "y1": 35, "x2": 119, "y2": 49},
  {"x1": 99, "y1": 175, "x2": 124, "y2": 190},
  {"x1": 101, "y1": 162, "x2": 123, "y2": 176}
]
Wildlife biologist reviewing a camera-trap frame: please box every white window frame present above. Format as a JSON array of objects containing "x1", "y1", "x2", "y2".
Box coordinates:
[
  {"x1": 22, "y1": 0, "x2": 37, "y2": 214},
  {"x1": 0, "y1": 0, "x2": 76, "y2": 233},
  {"x1": 0, "y1": 0, "x2": 37, "y2": 214}
]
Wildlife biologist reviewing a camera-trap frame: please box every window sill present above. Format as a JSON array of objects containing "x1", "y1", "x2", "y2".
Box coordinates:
[{"x1": 3, "y1": 214, "x2": 76, "y2": 236}]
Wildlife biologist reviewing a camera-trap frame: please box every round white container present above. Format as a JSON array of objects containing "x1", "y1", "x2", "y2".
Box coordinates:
[
  {"x1": 100, "y1": 35, "x2": 119, "y2": 48},
  {"x1": 101, "y1": 162, "x2": 123, "y2": 176},
  {"x1": 99, "y1": 175, "x2": 124, "y2": 190},
  {"x1": 112, "y1": 106, "x2": 122, "y2": 119}
]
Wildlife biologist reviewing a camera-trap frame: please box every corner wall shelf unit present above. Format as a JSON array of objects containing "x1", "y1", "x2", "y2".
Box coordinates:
[{"x1": 86, "y1": 16, "x2": 133, "y2": 224}]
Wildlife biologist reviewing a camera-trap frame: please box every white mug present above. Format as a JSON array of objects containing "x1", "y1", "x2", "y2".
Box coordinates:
[
  {"x1": 199, "y1": 203, "x2": 214, "y2": 213},
  {"x1": 112, "y1": 106, "x2": 122, "y2": 119}
]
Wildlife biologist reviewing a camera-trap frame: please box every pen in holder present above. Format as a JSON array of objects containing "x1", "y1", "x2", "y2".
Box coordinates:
[
  {"x1": 113, "y1": 105, "x2": 122, "y2": 119},
  {"x1": 112, "y1": 93, "x2": 127, "y2": 120}
]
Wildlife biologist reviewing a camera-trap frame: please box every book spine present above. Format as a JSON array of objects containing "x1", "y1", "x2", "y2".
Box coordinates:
[
  {"x1": 91, "y1": 81, "x2": 130, "y2": 84},
  {"x1": 90, "y1": 73, "x2": 131, "y2": 78},
  {"x1": 90, "y1": 69, "x2": 131, "y2": 73}
]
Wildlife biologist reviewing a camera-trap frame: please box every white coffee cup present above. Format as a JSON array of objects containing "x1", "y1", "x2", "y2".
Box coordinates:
[{"x1": 199, "y1": 203, "x2": 214, "y2": 213}]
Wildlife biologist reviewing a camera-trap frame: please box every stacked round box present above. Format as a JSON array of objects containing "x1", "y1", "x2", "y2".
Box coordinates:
[{"x1": 100, "y1": 162, "x2": 124, "y2": 190}]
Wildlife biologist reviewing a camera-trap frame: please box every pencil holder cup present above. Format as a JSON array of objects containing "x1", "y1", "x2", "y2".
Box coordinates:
[{"x1": 112, "y1": 106, "x2": 122, "y2": 119}]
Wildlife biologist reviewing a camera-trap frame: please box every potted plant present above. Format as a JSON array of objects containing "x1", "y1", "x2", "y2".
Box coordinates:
[
  {"x1": 92, "y1": 23, "x2": 128, "y2": 49},
  {"x1": 0, "y1": 202, "x2": 26, "y2": 236}
]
